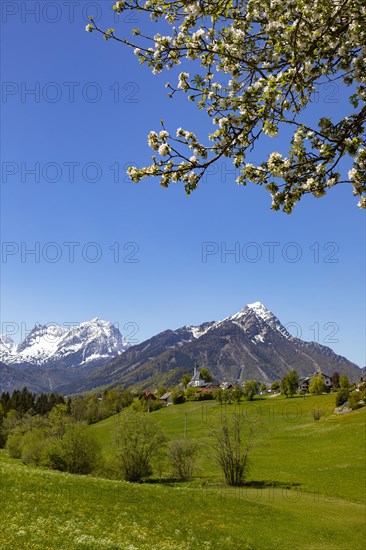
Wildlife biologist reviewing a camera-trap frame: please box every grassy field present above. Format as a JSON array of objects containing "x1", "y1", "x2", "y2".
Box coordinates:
[{"x1": 1, "y1": 394, "x2": 365, "y2": 549}]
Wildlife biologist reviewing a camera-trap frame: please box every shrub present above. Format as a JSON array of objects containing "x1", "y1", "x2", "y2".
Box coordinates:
[
  {"x1": 62, "y1": 425, "x2": 101, "y2": 474},
  {"x1": 44, "y1": 440, "x2": 67, "y2": 471},
  {"x1": 118, "y1": 410, "x2": 166, "y2": 482},
  {"x1": 44, "y1": 425, "x2": 101, "y2": 475},
  {"x1": 0, "y1": 425, "x2": 6, "y2": 449},
  {"x1": 93, "y1": 455, "x2": 122, "y2": 480},
  {"x1": 171, "y1": 390, "x2": 185, "y2": 405},
  {"x1": 20, "y1": 428, "x2": 49, "y2": 466},
  {"x1": 210, "y1": 413, "x2": 261, "y2": 486},
  {"x1": 185, "y1": 387, "x2": 198, "y2": 401},
  {"x1": 197, "y1": 392, "x2": 214, "y2": 401},
  {"x1": 6, "y1": 431, "x2": 23, "y2": 459},
  {"x1": 348, "y1": 392, "x2": 363, "y2": 410},
  {"x1": 335, "y1": 389, "x2": 349, "y2": 407},
  {"x1": 311, "y1": 408, "x2": 324, "y2": 421},
  {"x1": 339, "y1": 375, "x2": 350, "y2": 389},
  {"x1": 168, "y1": 440, "x2": 199, "y2": 480}
]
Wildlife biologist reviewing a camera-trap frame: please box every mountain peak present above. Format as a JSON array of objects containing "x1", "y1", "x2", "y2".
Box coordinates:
[
  {"x1": 247, "y1": 301, "x2": 268, "y2": 311},
  {"x1": 0, "y1": 335, "x2": 16, "y2": 357},
  {"x1": 246, "y1": 301, "x2": 272, "y2": 321},
  {"x1": 228, "y1": 301, "x2": 271, "y2": 323},
  {"x1": 85, "y1": 318, "x2": 112, "y2": 327}
]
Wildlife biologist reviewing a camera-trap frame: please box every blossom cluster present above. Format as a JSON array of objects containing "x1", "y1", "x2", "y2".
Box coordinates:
[{"x1": 88, "y1": 0, "x2": 366, "y2": 211}]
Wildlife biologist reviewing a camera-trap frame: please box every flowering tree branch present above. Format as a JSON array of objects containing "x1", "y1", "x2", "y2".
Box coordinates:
[{"x1": 86, "y1": 0, "x2": 366, "y2": 212}]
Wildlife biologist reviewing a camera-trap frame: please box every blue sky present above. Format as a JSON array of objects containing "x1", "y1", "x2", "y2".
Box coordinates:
[{"x1": 0, "y1": 1, "x2": 365, "y2": 366}]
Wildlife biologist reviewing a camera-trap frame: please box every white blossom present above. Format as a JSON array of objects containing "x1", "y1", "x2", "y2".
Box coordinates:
[
  {"x1": 348, "y1": 168, "x2": 357, "y2": 181},
  {"x1": 158, "y1": 143, "x2": 170, "y2": 156},
  {"x1": 357, "y1": 197, "x2": 366, "y2": 208}
]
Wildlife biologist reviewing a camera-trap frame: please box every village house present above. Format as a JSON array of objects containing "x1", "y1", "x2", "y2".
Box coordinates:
[
  {"x1": 220, "y1": 382, "x2": 234, "y2": 390},
  {"x1": 143, "y1": 391, "x2": 157, "y2": 401},
  {"x1": 298, "y1": 372, "x2": 332, "y2": 393},
  {"x1": 195, "y1": 385, "x2": 218, "y2": 396},
  {"x1": 159, "y1": 392, "x2": 173, "y2": 406},
  {"x1": 187, "y1": 366, "x2": 208, "y2": 388}
]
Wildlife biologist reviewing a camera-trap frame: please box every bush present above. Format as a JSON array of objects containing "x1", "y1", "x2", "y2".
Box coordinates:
[
  {"x1": 348, "y1": 392, "x2": 363, "y2": 410},
  {"x1": 339, "y1": 375, "x2": 350, "y2": 389},
  {"x1": 210, "y1": 413, "x2": 261, "y2": 486},
  {"x1": 335, "y1": 389, "x2": 349, "y2": 407},
  {"x1": 93, "y1": 455, "x2": 122, "y2": 480},
  {"x1": 168, "y1": 440, "x2": 199, "y2": 479},
  {"x1": 6, "y1": 431, "x2": 23, "y2": 459},
  {"x1": 311, "y1": 409, "x2": 324, "y2": 421},
  {"x1": 118, "y1": 410, "x2": 166, "y2": 482},
  {"x1": 20, "y1": 429, "x2": 49, "y2": 466},
  {"x1": 147, "y1": 399, "x2": 165, "y2": 411},
  {"x1": 0, "y1": 426, "x2": 6, "y2": 449},
  {"x1": 62, "y1": 425, "x2": 101, "y2": 474},
  {"x1": 197, "y1": 392, "x2": 214, "y2": 401},
  {"x1": 171, "y1": 390, "x2": 185, "y2": 405},
  {"x1": 185, "y1": 387, "x2": 198, "y2": 401},
  {"x1": 44, "y1": 425, "x2": 101, "y2": 475},
  {"x1": 44, "y1": 440, "x2": 67, "y2": 471}
]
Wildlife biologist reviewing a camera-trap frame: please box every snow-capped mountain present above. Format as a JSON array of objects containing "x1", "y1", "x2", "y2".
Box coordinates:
[
  {"x1": 1, "y1": 304, "x2": 362, "y2": 394},
  {"x1": 0, "y1": 319, "x2": 129, "y2": 372},
  {"x1": 71, "y1": 302, "x2": 362, "y2": 393},
  {"x1": 0, "y1": 335, "x2": 17, "y2": 355},
  {"x1": 185, "y1": 302, "x2": 292, "y2": 343}
]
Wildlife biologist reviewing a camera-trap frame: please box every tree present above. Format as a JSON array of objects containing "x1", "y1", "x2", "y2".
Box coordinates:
[
  {"x1": 281, "y1": 370, "x2": 299, "y2": 397},
  {"x1": 339, "y1": 375, "x2": 350, "y2": 389},
  {"x1": 48, "y1": 404, "x2": 70, "y2": 439},
  {"x1": 271, "y1": 380, "x2": 280, "y2": 392},
  {"x1": 171, "y1": 389, "x2": 186, "y2": 404},
  {"x1": 86, "y1": 396, "x2": 100, "y2": 424},
  {"x1": 70, "y1": 397, "x2": 88, "y2": 422},
  {"x1": 309, "y1": 374, "x2": 326, "y2": 395},
  {"x1": 180, "y1": 374, "x2": 192, "y2": 388},
  {"x1": 156, "y1": 386, "x2": 168, "y2": 397},
  {"x1": 331, "y1": 371, "x2": 340, "y2": 389},
  {"x1": 209, "y1": 412, "x2": 260, "y2": 486},
  {"x1": 260, "y1": 383, "x2": 267, "y2": 393},
  {"x1": 168, "y1": 439, "x2": 199, "y2": 479},
  {"x1": 117, "y1": 410, "x2": 166, "y2": 482},
  {"x1": 214, "y1": 387, "x2": 224, "y2": 405},
  {"x1": 87, "y1": 1, "x2": 366, "y2": 212},
  {"x1": 200, "y1": 368, "x2": 212, "y2": 383},
  {"x1": 232, "y1": 386, "x2": 243, "y2": 404},
  {"x1": 0, "y1": 403, "x2": 5, "y2": 448},
  {"x1": 243, "y1": 380, "x2": 258, "y2": 401},
  {"x1": 185, "y1": 386, "x2": 198, "y2": 401}
]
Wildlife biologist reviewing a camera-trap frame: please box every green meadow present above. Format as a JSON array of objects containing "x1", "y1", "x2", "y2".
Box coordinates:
[{"x1": 1, "y1": 394, "x2": 365, "y2": 549}]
